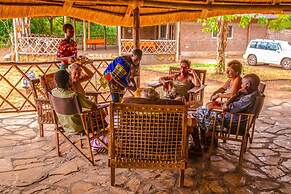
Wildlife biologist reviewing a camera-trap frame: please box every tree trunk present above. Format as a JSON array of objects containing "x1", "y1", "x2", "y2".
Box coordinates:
[
  {"x1": 49, "y1": 17, "x2": 53, "y2": 35},
  {"x1": 216, "y1": 17, "x2": 228, "y2": 74}
]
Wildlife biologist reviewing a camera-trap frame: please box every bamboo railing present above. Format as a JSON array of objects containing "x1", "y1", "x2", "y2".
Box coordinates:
[{"x1": 0, "y1": 59, "x2": 113, "y2": 113}]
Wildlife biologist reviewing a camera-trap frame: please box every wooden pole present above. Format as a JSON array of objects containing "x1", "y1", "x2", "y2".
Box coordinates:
[
  {"x1": 83, "y1": 20, "x2": 87, "y2": 51},
  {"x1": 104, "y1": 26, "x2": 107, "y2": 50},
  {"x1": 88, "y1": 22, "x2": 91, "y2": 39},
  {"x1": 246, "y1": 20, "x2": 251, "y2": 47},
  {"x1": 132, "y1": 7, "x2": 140, "y2": 88},
  {"x1": 175, "y1": 22, "x2": 181, "y2": 62},
  {"x1": 13, "y1": 18, "x2": 19, "y2": 62},
  {"x1": 73, "y1": 18, "x2": 76, "y2": 41},
  {"x1": 132, "y1": 7, "x2": 140, "y2": 49},
  {"x1": 166, "y1": 24, "x2": 169, "y2": 39},
  {"x1": 117, "y1": 26, "x2": 121, "y2": 56}
]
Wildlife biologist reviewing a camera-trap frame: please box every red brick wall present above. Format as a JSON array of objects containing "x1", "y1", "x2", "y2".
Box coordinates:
[
  {"x1": 267, "y1": 30, "x2": 291, "y2": 42},
  {"x1": 179, "y1": 22, "x2": 271, "y2": 57}
]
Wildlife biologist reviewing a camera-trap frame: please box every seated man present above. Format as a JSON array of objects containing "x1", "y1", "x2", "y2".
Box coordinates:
[
  {"x1": 195, "y1": 74, "x2": 261, "y2": 149},
  {"x1": 159, "y1": 59, "x2": 201, "y2": 101}
]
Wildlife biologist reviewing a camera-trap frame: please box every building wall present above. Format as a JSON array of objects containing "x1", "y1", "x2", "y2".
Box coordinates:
[
  {"x1": 179, "y1": 22, "x2": 271, "y2": 57},
  {"x1": 267, "y1": 30, "x2": 291, "y2": 42},
  {"x1": 122, "y1": 26, "x2": 157, "y2": 39}
]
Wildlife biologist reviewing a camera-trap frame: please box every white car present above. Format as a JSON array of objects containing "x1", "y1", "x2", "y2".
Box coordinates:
[{"x1": 243, "y1": 39, "x2": 291, "y2": 70}]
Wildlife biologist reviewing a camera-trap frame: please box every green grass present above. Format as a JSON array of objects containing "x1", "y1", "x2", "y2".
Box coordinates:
[{"x1": 142, "y1": 63, "x2": 291, "y2": 82}]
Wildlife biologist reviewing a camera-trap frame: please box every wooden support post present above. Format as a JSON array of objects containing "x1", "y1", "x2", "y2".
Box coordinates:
[
  {"x1": 166, "y1": 24, "x2": 169, "y2": 39},
  {"x1": 176, "y1": 22, "x2": 181, "y2": 62},
  {"x1": 104, "y1": 26, "x2": 107, "y2": 50},
  {"x1": 88, "y1": 22, "x2": 91, "y2": 39},
  {"x1": 133, "y1": 7, "x2": 140, "y2": 50},
  {"x1": 13, "y1": 18, "x2": 19, "y2": 62},
  {"x1": 73, "y1": 19, "x2": 76, "y2": 41},
  {"x1": 132, "y1": 7, "x2": 140, "y2": 88},
  {"x1": 246, "y1": 21, "x2": 251, "y2": 47},
  {"x1": 83, "y1": 20, "x2": 87, "y2": 51},
  {"x1": 63, "y1": 16, "x2": 67, "y2": 24},
  {"x1": 117, "y1": 26, "x2": 121, "y2": 56}
]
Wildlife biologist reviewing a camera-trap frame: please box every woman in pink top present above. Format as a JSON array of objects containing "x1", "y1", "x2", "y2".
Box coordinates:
[{"x1": 209, "y1": 60, "x2": 242, "y2": 108}]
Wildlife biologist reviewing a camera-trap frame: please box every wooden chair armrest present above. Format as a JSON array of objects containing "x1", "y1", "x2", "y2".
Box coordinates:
[
  {"x1": 35, "y1": 98, "x2": 50, "y2": 104},
  {"x1": 81, "y1": 104, "x2": 109, "y2": 114},
  {"x1": 85, "y1": 92, "x2": 104, "y2": 96},
  {"x1": 147, "y1": 81, "x2": 163, "y2": 88},
  {"x1": 188, "y1": 85, "x2": 207, "y2": 94}
]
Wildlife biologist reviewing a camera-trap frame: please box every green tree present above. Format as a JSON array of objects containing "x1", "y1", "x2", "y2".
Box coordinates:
[
  {"x1": 268, "y1": 15, "x2": 291, "y2": 31},
  {"x1": 0, "y1": 19, "x2": 12, "y2": 47},
  {"x1": 198, "y1": 15, "x2": 268, "y2": 74}
]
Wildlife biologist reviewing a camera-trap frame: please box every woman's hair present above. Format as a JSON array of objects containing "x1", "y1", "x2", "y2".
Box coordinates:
[
  {"x1": 55, "y1": 70, "x2": 70, "y2": 89},
  {"x1": 227, "y1": 60, "x2": 242, "y2": 75},
  {"x1": 140, "y1": 88, "x2": 160, "y2": 100},
  {"x1": 63, "y1": 23, "x2": 74, "y2": 33},
  {"x1": 180, "y1": 59, "x2": 191, "y2": 67}
]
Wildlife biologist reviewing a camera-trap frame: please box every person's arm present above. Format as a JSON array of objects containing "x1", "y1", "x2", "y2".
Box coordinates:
[
  {"x1": 77, "y1": 93, "x2": 95, "y2": 109},
  {"x1": 217, "y1": 77, "x2": 241, "y2": 99},
  {"x1": 159, "y1": 74, "x2": 175, "y2": 85},
  {"x1": 225, "y1": 94, "x2": 255, "y2": 113},
  {"x1": 77, "y1": 65, "x2": 94, "y2": 83},
  {"x1": 210, "y1": 79, "x2": 232, "y2": 101}
]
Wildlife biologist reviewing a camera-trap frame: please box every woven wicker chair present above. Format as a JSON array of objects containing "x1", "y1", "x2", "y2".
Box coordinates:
[
  {"x1": 30, "y1": 72, "x2": 104, "y2": 137},
  {"x1": 49, "y1": 93, "x2": 108, "y2": 165},
  {"x1": 109, "y1": 103, "x2": 188, "y2": 187},
  {"x1": 208, "y1": 93, "x2": 265, "y2": 166}
]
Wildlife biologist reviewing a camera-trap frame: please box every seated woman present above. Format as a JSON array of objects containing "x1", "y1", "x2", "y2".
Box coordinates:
[
  {"x1": 209, "y1": 60, "x2": 242, "y2": 108},
  {"x1": 159, "y1": 59, "x2": 201, "y2": 101},
  {"x1": 52, "y1": 70, "x2": 107, "y2": 151},
  {"x1": 67, "y1": 61, "x2": 94, "y2": 95}
]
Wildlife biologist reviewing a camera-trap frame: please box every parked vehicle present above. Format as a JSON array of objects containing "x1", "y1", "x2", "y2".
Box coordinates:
[{"x1": 243, "y1": 39, "x2": 291, "y2": 70}]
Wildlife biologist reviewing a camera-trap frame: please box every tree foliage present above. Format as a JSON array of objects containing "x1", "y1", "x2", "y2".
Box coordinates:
[
  {"x1": 268, "y1": 15, "x2": 291, "y2": 31},
  {"x1": 0, "y1": 19, "x2": 12, "y2": 47}
]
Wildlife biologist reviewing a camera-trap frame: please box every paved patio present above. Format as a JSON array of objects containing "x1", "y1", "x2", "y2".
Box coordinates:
[
  {"x1": 0, "y1": 97, "x2": 290, "y2": 194},
  {"x1": 0, "y1": 71, "x2": 291, "y2": 194}
]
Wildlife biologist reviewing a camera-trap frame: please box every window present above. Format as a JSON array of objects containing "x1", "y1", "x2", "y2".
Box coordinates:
[
  {"x1": 256, "y1": 41, "x2": 268, "y2": 50},
  {"x1": 250, "y1": 41, "x2": 257, "y2": 48},
  {"x1": 159, "y1": 25, "x2": 167, "y2": 39},
  {"x1": 267, "y1": 42, "x2": 279, "y2": 51},
  {"x1": 212, "y1": 25, "x2": 233, "y2": 39}
]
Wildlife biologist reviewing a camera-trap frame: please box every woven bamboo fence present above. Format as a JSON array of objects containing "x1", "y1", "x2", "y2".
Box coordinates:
[{"x1": 0, "y1": 59, "x2": 112, "y2": 113}]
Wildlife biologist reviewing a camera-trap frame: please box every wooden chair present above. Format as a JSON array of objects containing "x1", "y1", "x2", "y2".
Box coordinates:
[
  {"x1": 31, "y1": 72, "x2": 104, "y2": 137},
  {"x1": 30, "y1": 78, "x2": 53, "y2": 137},
  {"x1": 249, "y1": 82, "x2": 266, "y2": 143},
  {"x1": 49, "y1": 93, "x2": 109, "y2": 165},
  {"x1": 169, "y1": 66, "x2": 207, "y2": 108},
  {"x1": 109, "y1": 103, "x2": 188, "y2": 187},
  {"x1": 208, "y1": 93, "x2": 265, "y2": 166}
]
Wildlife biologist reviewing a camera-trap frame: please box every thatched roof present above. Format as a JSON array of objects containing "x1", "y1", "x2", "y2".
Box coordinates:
[{"x1": 0, "y1": 0, "x2": 290, "y2": 26}]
